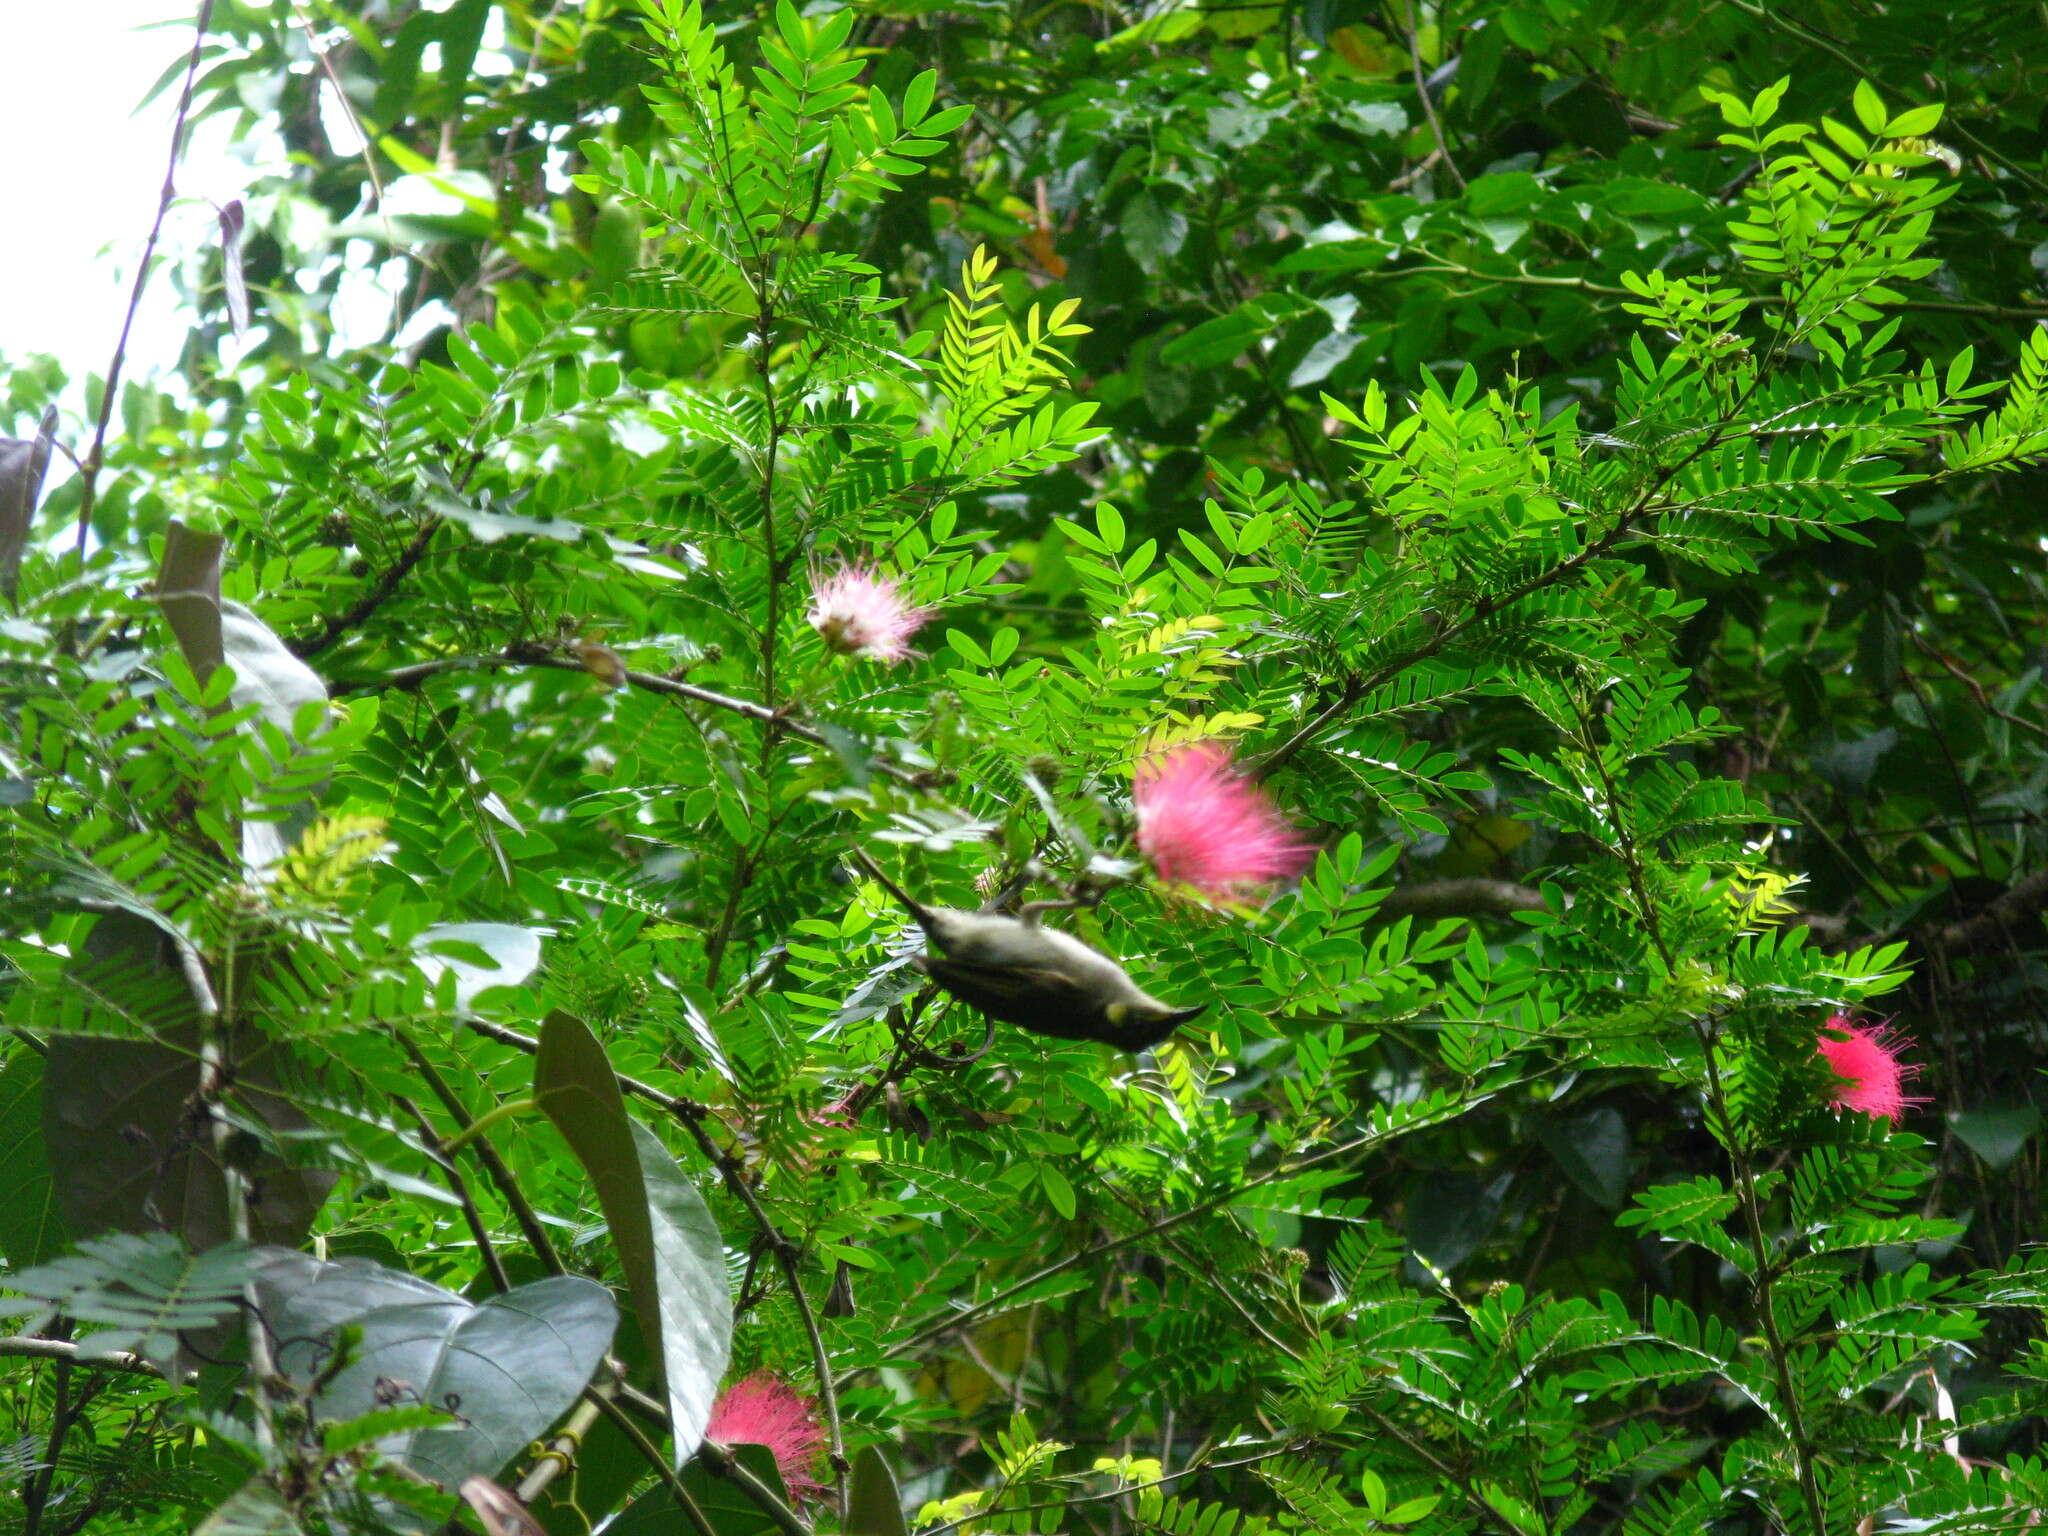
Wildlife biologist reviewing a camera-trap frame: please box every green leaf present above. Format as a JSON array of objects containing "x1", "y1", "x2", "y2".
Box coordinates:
[
  {"x1": 45, "y1": 914, "x2": 335, "y2": 1254},
  {"x1": 1121, "y1": 190, "x2": 1189, "y2": 274},
  {"x1": 1539, "y1": 1106, "x2": 1631, "y2": 1209},
  {"x1": 414, "y1": 922, "x2": 545, "y2": 1010},
  {"x1": 0, "y1": 1232, "x2": 253, "y2": 1378},
  {"x1": 194, "y1": 1480, "x2": 302, "y2": 1536},
  {"x1": 0, "y1": 1052, "x2": 67, "y2": 1270},
  {"x1": 1950, "y1": 1105, "x2": 2041, "y2": 1172},
  {"x1": 610, "y1": 1443, "x2": 789, "y2": 1536},
  {"x1": 252, "y1": 1248, "x2": 618, "y2": 1498},
  {"x1": 846, "y1": 1444, "x2": 909, "y2": 1536},
  {"x1": 535, "y1": 1012, "x2": 733, "y2": 1466}
]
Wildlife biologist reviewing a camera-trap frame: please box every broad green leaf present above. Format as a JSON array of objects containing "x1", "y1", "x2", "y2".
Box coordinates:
[
  {"x1": 415, "y1": 922, "x2": 545, "y2": 1010},
  {"x1": 194, "y1": 1480, "x2": 303, "y2": 1536},
  {"x1": 536, "y1": 1011, "x2": 733, "y2": 1467},
  {"x1": 1540, "y1": 1106, "x2": 1631, "y2": 1209},
  {"x1": 609, "y1": 1443, "x2": 789, "y2": 1536},
  {"x1": 45, "y1": 917, "x2": 335, "y2": 1254},
  {"x1": 1950, "y1": 1106, "x2": 2041, "y2": 1172},
  {"x1": 252, "y1": 1248, "x2": 617, "y2": 1507}
]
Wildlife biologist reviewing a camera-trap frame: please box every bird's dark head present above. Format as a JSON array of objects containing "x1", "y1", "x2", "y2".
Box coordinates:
[{"x1": 1104, "y1": 1000, "x2": 1206, "y2": 1051}]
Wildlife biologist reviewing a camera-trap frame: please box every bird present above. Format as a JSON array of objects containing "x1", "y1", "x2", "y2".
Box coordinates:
[{"x1": 850, "y1": 850, "x2": 1204, "y2": 1052}]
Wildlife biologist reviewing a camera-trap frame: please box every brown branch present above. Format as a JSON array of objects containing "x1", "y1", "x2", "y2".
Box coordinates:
[
  {"x1": 74, "y1": 0, "x2": 218, "y2": 565},
  {"x1": 0, "y1": 1338, "x2": 151, "y2": 1374},
  {"x1": 289, "y1": 519, "x2": 441, "y2": 658},
  {"x1": 1927, "y1": 869, "x2": 2048, "y2": 955},
  {"x1": 335, "y1": 646, "x2": 934, "y2": 789}
]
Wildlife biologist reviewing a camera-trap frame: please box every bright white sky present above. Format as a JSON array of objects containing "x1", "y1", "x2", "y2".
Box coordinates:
[{"x1": 0, "y1": 1, "x2": 257, "y2": 387}]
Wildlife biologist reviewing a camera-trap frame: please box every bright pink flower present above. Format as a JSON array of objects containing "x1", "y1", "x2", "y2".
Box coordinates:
[
  {"x1": 1134, "y1": 742, "x2": 1317, "y2": 898},
  {"x1": 1816, "y1": 1014, "x2": 1926, "y2": 1124},
  {"x1": 807, "y1": 564, "x2": 931, "y2": 663},
  {"x1": 706, "y1": 1372, "x2": 824, "y2": 1501}
]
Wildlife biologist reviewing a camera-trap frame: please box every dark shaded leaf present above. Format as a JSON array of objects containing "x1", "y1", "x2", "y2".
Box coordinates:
[
  {"x1": 0, "y1": 1052, "x2": 69, "y2": 1269},
  {"x1": 1540, "y1": 1106, "x2": 1631, "y2": 1209},
  {"x1": 44, "y1": 914, "x2": 335, "y2": 1253},
  {"x1": 0, "y1": 406, "x2": 57, "y2": 598},
  {"x1": 1951, "y1": 1105, "x2": 2041, "y2": 1172},
  {"x1": 846, "y1": 1444, "x2": 908, "y2": 1536}
]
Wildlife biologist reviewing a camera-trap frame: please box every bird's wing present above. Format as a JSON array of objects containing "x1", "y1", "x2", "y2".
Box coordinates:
[{"x1": 919, "y1": 956, "x2": 1102, "y2": 1040}]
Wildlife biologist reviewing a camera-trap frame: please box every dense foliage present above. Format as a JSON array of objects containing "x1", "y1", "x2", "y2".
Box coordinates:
[{"x1": 5, "y1": 1, "x2": 2048, "y2": 1532}]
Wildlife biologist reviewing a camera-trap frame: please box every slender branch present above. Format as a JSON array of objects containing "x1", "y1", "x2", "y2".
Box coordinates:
[
  {"x1": 394, "y1": 1093, "x2": 512, "y2": 1293},
  {"x1": 1697, "y1": 1025, "x2": 1828, "y2": 1531},
  {"x1": 0, "y1": 1338, "x2": 151, "y2": 1374},
  {"x1": 698, "y1": 1440, "x2": 816, "y2": 1536},
  {"x1": 397, "y1": 1033, "x2": 565, "y2": 1275},
  {"x1": 1377, "y1": 877, "x2": 1547, "y2": 921},
  {"x1": 1574, "y1": 692, "x2": 1827, "y2": 1532},
  {"x1": 1260, "y1": 397, "x2": 1744, "y2": 777},
  {"x1": 514, "y1": 1392, "x2": 603, "y2": 1503},
  {"x1": 73, "y1": 0, "x2": 219, "y2": 564},
  {"x1": 333, "y1": 648, "x2": 933, "y2": 788},
  {"x1": 1717, "y1": 0, "x2": 2048, "y2": 199},
  {"x1": 886, "y1": 1079, "x2": 1499, "y2": 1359},
  {"x1": 1927, "y1": 869, "x2": 2048, "y2": 955},
  {"x1": 289, "y1": 519, "x2": 440, "y2": 658},
  {"x1": 1391, "y1": 0, "x2": 1464, "y2": 190},
  {"x1": 21, "y1": 1344, "x2": 73, "y2": 1536}
]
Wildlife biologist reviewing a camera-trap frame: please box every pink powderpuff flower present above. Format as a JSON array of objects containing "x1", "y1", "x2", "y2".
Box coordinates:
[
  {"x1": 706, "y1": 1372, "x2": 825, "y2": 1502},
  {"x1": 807, "y1": 564, "x2": 932, "y2": 663},
  {"x1": 1135, "y1": 742, "x2": 1317, "y2": 899},
  {"x1": 1815, "y1": 1014, "x2": 1927, "y2": 1124}
]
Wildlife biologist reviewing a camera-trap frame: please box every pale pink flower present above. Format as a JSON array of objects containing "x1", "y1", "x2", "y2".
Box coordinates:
[
  {"x1": 1134, "y1": 742, "x2": 1317, "y2": 898},
  {"x1": 706, "y1": 1372, "x2": 824, "y2": 1501},
  {"x1": 1816, "y1": 1014, "x2": 1926, "y2": 1124},
  {"x1": 807, "y1": 564, "x2": 931, "y2": 663}
]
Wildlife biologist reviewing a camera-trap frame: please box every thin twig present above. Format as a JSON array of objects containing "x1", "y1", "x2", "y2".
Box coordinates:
[
  {"x1": 698, "y1": 1440, "x2": 817, "y2": 1536},
  {"x1": 394, "y1": 1093, "x2": 512, "y2": 1293},
  {"x1": 290, "y1": 520, "x2": 441, "y2": 658},
  {"x1": 75, "y1": 0, "x2": 219, "y2": 563},
  {"x1": 334, "y1": 648, "x2": 934, "y2": 788},
  {"x1": 1392, "y1": 0, "x2": 1464, "y2": 190},
  {"x1": 885, "y1": 1080, "x2": 1499, "y2": 1358},
  {"x1": 397, "y1": 1032, "x2": 565, "y2": 1274},
  {"x1": 21, "y1": 1342, "x2": 72, "y2": 1536}
]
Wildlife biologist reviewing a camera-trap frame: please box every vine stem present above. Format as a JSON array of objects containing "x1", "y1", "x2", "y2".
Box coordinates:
[{"x1": 74, "y1": 0, "x2": 218, "y2": 564}]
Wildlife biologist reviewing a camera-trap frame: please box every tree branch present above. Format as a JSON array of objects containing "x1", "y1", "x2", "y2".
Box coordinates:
[
  {"x1": 289, "y1": 519, "x2": 441, "y2": 658},
  {"x1": 335, "y1": 647, "x2": 934, "y2": 789},
  {"x1": 73, "y1": 0, "x2": 218, "y2": 566}
]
